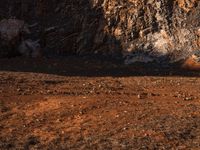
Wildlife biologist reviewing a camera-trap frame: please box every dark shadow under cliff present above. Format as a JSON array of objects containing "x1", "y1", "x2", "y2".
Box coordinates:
[{"x1": 0, "y1": 56, "x2": 200, "y2": 77}]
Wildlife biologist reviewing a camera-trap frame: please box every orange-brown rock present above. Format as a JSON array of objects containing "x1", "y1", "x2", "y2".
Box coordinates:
[{"x1": 182, "y1": 55, "x2": 200, "y2": 70}]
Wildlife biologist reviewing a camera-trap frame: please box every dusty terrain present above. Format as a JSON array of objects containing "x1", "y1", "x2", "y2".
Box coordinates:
[{"x1": 1, "y1": 57, "x2": 200, "y2": 149}]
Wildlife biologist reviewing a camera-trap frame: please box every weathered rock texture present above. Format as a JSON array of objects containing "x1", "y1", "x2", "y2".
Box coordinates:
[{"x1": 0, "y1": 0, "x2": 200, "y2": 63}]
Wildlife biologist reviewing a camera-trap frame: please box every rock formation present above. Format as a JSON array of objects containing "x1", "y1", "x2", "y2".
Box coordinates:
[{"x1": 0, "y1": 0, "x2": 200, "y2": 65}]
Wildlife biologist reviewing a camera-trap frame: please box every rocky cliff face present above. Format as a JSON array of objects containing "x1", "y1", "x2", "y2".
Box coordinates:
[
  {"x1": 91, "y1": 0, "x2": 200, "y2": 63},
  {"x1": 0, "y1": 0, "x2": 200, "y2": 63}
]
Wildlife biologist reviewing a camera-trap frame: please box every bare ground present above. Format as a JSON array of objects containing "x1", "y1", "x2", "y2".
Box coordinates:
[{"x1": 1, "y1": 57, "x2": 200, "y2": 149}]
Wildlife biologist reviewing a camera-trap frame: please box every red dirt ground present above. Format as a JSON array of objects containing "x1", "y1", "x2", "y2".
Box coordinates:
[{"x1": 1, "y1": 57, "x2": 200, "y2": 149}]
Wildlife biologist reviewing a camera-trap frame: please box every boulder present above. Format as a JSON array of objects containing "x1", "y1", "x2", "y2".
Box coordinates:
[
  {"x1": 18, "y1": 39, "x2": 41, "y2": 58},
  {"x1": 181, "y1": 51, "x2": 200, "y2": 70},
  {"x1": 0, "y1": 19, "x2": 42, "y2": 58},
  {"x1": 0, "y1": 19, "x2": 30, "y2": 57}
]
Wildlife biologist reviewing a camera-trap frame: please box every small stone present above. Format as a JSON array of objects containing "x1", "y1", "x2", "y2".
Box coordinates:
[
  {"x1": 56, "y1": 119, "x2": 61, "y2": 122},
  {"x1": 137, "y1": 93, "x2": 148, "y2": 99},
  {"x1": 47, "y1": 90, "x2": 53, "y2": 94},
  {"x1": 17, "y1": 88, "x2": 22, "y2": 92},
  {"x1": 184, "y1": 97, "x2": 194, "y2": 101},
  {"x1": 123, "y1": 127, "x2": 128, "y2": 130}
]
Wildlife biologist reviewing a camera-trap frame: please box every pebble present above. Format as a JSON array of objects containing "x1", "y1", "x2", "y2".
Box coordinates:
[
  {"x1": 184, "y1": 97, "x2": 194, "y2": 101},
  {"x1": 137, "y1": 93, "x2": 148, "y2": 99}
]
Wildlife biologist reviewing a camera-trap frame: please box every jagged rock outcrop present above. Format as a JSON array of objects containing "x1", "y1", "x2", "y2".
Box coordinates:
[
  {"x1": 0, "y1": 0, "x2": 200, "y2": 64},
  {"x1": 96, "y1": 0, "x2": 200, "y2": 63}
]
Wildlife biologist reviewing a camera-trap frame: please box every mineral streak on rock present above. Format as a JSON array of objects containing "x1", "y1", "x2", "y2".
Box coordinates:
[{"x1": 0, "y1": 0, "x2": 200, "y2": 65}]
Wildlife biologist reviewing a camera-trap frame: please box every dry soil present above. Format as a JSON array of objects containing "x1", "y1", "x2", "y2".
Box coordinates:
[{"x1": 1, "y1": 57, "x2": 200, "y2": 149}]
